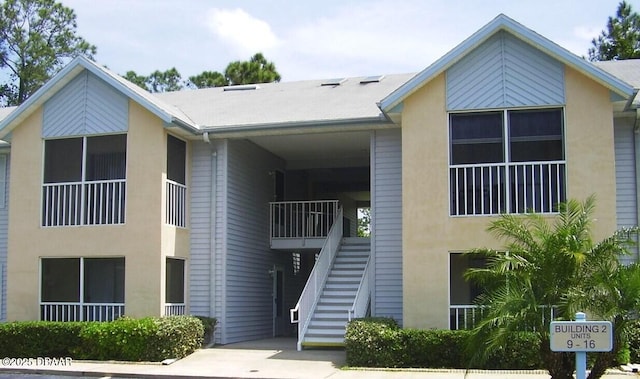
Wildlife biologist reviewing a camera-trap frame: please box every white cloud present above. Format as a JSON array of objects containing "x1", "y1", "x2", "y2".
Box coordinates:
[
  {"x1": 205, "y1": 8, "x2": 281, "y2": 56},
  {"x1": 277, "y1": 1, "x2": 485, "y2": 80}
]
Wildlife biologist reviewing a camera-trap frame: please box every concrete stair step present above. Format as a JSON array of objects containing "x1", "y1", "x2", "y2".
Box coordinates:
[
  {"x1": 306, "y1": 326, "x2": 345, "y2": 335},
  {"x1": 318, "y1": 297, "x2": 353, "y2": 304},
  {"x1": 302, "y1": 336, "x2": 344, "y2": 347},
  {"x1": 334, "y1": 256, "x2": 368, "y2": 263},
  {"x1": 333, "y1": 262, "x2": 366, "y2": 269},
  {"x1": 321, "y1": 290, "x2": 357, "y2": 297},
  {"x1": 315, "y1": 304, "x2": 351, "y2": 312},
  {"x1": 308, "y1": 320, "x2": 348, "y2": 328},
  {"x1": 324, "y1": 282, "x2": 359, "y2": 289}
]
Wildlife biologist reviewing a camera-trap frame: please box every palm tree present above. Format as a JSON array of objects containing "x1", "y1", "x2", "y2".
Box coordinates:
[
  {"x1": 464, "y1": 196, "x2": 639, "y2": 379},
  {"x1": 568, "y1": 258, "x2": 640, "y2": 378}
]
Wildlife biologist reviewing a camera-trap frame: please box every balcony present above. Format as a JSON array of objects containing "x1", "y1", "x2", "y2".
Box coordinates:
[
  {"x1": 165, "y1": 180, "x2": 187, "y2": 227},
  {"x1": 164, "y1": 303, "x2": 186, "y2": 316},
  {"x1": 449, "y1": 304, "x2": 559, "y2": 330},
  {"x1": 40, "y1": 302, "x2": 125, "y2": 322},
  {"x1": 450, "y1": 161, "x2": 566, "y2": 216},
  {"x1": 42, "y1": 179, "x2": 126, "y2": 226},
  {"x1": 270, "y1": 200, "x2": 340, "y2": 250}
]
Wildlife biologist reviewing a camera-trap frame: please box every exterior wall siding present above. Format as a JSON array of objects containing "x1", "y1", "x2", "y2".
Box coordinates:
[
  {"x1": 224, "y1": 139, "x2": 284, "y2": 343},
  {"x1": 189, "y1": 141, "x2": 213, "y2": 316},
  {"x1": 447, "y1": 31, "x2": 564, "y2": 110},
  {"x1": 43, "y1": 71, "x2": 128, "y2": 137},
  {"x1": 0, "y1": 154, "x2": 8, "y2": 321},
  {"x1": 614, "y1": 116, "x2": 639, "y2": 264},
  {"x1": 371, "y1": 129, "x2": 403, "y2": 325},
  {"x1": 188, "y1": 139, "x2": 227, "y2": 345}
]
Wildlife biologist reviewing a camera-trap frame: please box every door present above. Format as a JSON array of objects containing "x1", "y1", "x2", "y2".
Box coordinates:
[{"x1": 272, "y1": 265, "x2": 285, "y2": 336}]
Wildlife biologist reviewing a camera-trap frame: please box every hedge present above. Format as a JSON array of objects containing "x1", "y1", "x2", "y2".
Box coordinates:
[
  {"x1": 344, "y1": 318, "x2": 542, "y2": 369},
  {"x1": 0, "y1": 315, "x2": 205, "y2": 362}
]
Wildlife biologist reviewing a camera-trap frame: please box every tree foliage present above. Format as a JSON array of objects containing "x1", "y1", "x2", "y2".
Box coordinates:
[
  {"x1": 222, "y1": 53, "x2": 281, "y2": 86},
  {"x1": 125, "y1": 53, "x2": 281, "y2": 93},
  {"x1": 464, "y1": 196, "x2": 640, "y2": 379},
  {"x1": 357, "y1": 208, "x2": 370, "y2": 237},
  {"x1": 588, "y1": 1, "x2": 640, "y2": 61},
  {"x1": 188, "y1": 70, "x2": 226, "y2": 89},
  {"x1": 0, "y1": 0, "x2": 96, "y2": 106}
]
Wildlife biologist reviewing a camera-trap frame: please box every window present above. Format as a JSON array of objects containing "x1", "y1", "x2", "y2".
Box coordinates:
[
  {"x1": 166, "y1": 135, "x2": 187, "y2": 227},
  {"x1": 42, "y1": 135, "x2": 127, "y2": 226},
  {"x1": 166, "y1": 258, "x2": 185, "y2": 304},
  {"x1": 40, "y1": 257, "x2": 125, "y2": 321},
  {"x1": 449, "y1": 108, "x2": 565, "y2": 216},
  {"x1": 449, "y1": 253, "x2": 486, "y2": 330},
  {"x1": 167, "y1": 135, "x2": 186, "y2": 185}
]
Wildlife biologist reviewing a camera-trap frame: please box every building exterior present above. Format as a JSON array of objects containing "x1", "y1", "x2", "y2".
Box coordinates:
[{"x1": 0, "y1": 15, "x2": 638, "y2": 349}]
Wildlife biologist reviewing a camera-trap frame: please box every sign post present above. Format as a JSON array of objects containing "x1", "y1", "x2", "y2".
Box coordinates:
[{"x1": 550, "y1": 312, "x2": 613, "y2": 379}]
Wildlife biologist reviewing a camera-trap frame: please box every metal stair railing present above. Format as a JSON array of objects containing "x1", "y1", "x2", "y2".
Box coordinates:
[
  {"x1": 290, "y1": 207, "x2": 343, "y2": 351},
  {"x1": 348, "y1": 254, "x2": 371, "y2": 321}
]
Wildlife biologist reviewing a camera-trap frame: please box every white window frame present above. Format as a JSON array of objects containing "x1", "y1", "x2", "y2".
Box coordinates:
[{"x1": 448, "y1": 107, "x2": 566, "y2": 216}]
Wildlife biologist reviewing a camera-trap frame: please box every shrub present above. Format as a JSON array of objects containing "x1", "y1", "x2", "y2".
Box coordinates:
[
  {"x1": 0, "y1": 316, "x2": 204, "y2": 362},
  {"x1": 344, "y1": 318, "x2": 543, "y2": 369},
  {"x1": 193, "y1": 316, "x2": 217, "y2": 346},
  {"x1": 0, "y1": 321, "x2": 84, "y2": 357},
  {"x1": 344, "y1": 318, "x2": 402, "y2": 367},
  {"x1": 75, "y1": 317, "x2": 158, "y2": 361},
  {"x1": 149, "y1": 316, "x2": 204, "y2": 360}
]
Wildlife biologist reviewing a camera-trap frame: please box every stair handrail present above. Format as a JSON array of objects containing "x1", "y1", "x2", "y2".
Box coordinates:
[
  {"x1": 348, "y1": 253, "x2": 371, "y2": 321},
  {"x1": 290, "y1": 207, "x2": 343, "y2": 351}
]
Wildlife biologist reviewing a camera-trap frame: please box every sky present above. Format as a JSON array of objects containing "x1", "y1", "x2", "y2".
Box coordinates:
[{"x1": 60, "y1": 0, "x2": 628, "y2": 83}]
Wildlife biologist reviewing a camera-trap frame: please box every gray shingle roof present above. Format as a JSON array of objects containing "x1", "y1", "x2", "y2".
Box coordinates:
[
  {"x1": 595, "y1": 59, "x2": 640, "y2": 106},
  {"x1": 0, "y1": 106, "x2": 17, "y2": 121},
  {"x1": 0, "y1": 60, "x2": 637, "y2": 131},
  {"x1": 155, "y1": 74, "x2": 416, "y2": 130},
  {"x1": 594, "y1": 59, "x2": 640, "y2": 89}
]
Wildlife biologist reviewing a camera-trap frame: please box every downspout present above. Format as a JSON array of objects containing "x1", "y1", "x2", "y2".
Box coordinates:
[
  {"x1": 204, "y1": 132, "x2": 219, "y2": 332},
  {"x1": 634, "y1": 110, "x2": 640, "y2": 262}
]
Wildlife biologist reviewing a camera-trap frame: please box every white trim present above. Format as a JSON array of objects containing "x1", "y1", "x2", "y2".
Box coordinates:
[
  {"x1": 0, "y1": 155, "x2": 7, "y2": 209},
  {"x1": 369, "y1": 131, "x2": 377, "y2": 316},
  {"x1": 448, "y1": 107, "x2": 566, "y2": 216}
]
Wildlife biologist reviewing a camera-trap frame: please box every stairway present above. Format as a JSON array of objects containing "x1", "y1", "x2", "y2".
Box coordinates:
[{"x1": 301, "y1": 237, "x2": 370, "y2": 348}]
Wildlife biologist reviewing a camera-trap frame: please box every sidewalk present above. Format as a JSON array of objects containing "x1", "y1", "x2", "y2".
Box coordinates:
[{"x1": 0, "y1": 338, "x2": 637, "y2": 379}]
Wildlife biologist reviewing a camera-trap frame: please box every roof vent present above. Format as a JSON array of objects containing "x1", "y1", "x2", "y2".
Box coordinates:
[
  {"x1": 321, "y1": 78, "x2": 346, "y2": 86},
  {"x1": 360, "y1": 75, "x2": 385, "y2": 84},
  {"x1": 223, "y1": 84, "x2": 260, "y2": 91}
]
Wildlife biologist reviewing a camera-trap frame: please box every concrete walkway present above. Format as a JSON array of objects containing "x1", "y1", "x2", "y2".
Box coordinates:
[{"x1": 0, "y1": 338, "x2": 637, "y2": 378}]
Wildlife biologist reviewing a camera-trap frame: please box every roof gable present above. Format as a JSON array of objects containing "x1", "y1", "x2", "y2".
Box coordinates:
[
  {"x1": 379, "y1": 14, "x2": 636, "y2": 112},
  {"x1": 0, "y1": 56, "x2": 198, "y2": 139}
]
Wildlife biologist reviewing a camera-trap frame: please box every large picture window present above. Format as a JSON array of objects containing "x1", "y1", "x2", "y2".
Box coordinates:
[
  {"x1": 40, "y1": 257, "x2": 125, "y2": 321},
  {"x1": 42, "y1": 135, "x2": 127, "y2": 226},
  {"x1": 450, "y1": 108, "x2": 565, "y2": 215}
]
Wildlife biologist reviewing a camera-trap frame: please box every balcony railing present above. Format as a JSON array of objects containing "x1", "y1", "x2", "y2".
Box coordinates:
[
  {"x1": 270, "y1": 200, "x2": 340, "y2": 240},
  {"x1": 449, "y1": 304, "x2": 559, "y2": 330},
  {"x1": 164, "y1": 303, "x2": 186, "y2": 316},
  {"x1": 40, "y1": 302, "x2": 125, "y2": 322},
  {"x1": 166, "y1": 180, "x2": 187, "y2": 227},
  {"x1": 450, "y1": 161, "x2": 565, "y2": 216},
  {"x1": 42, "y1": 179, "x2": 126, "y2": 226}
]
